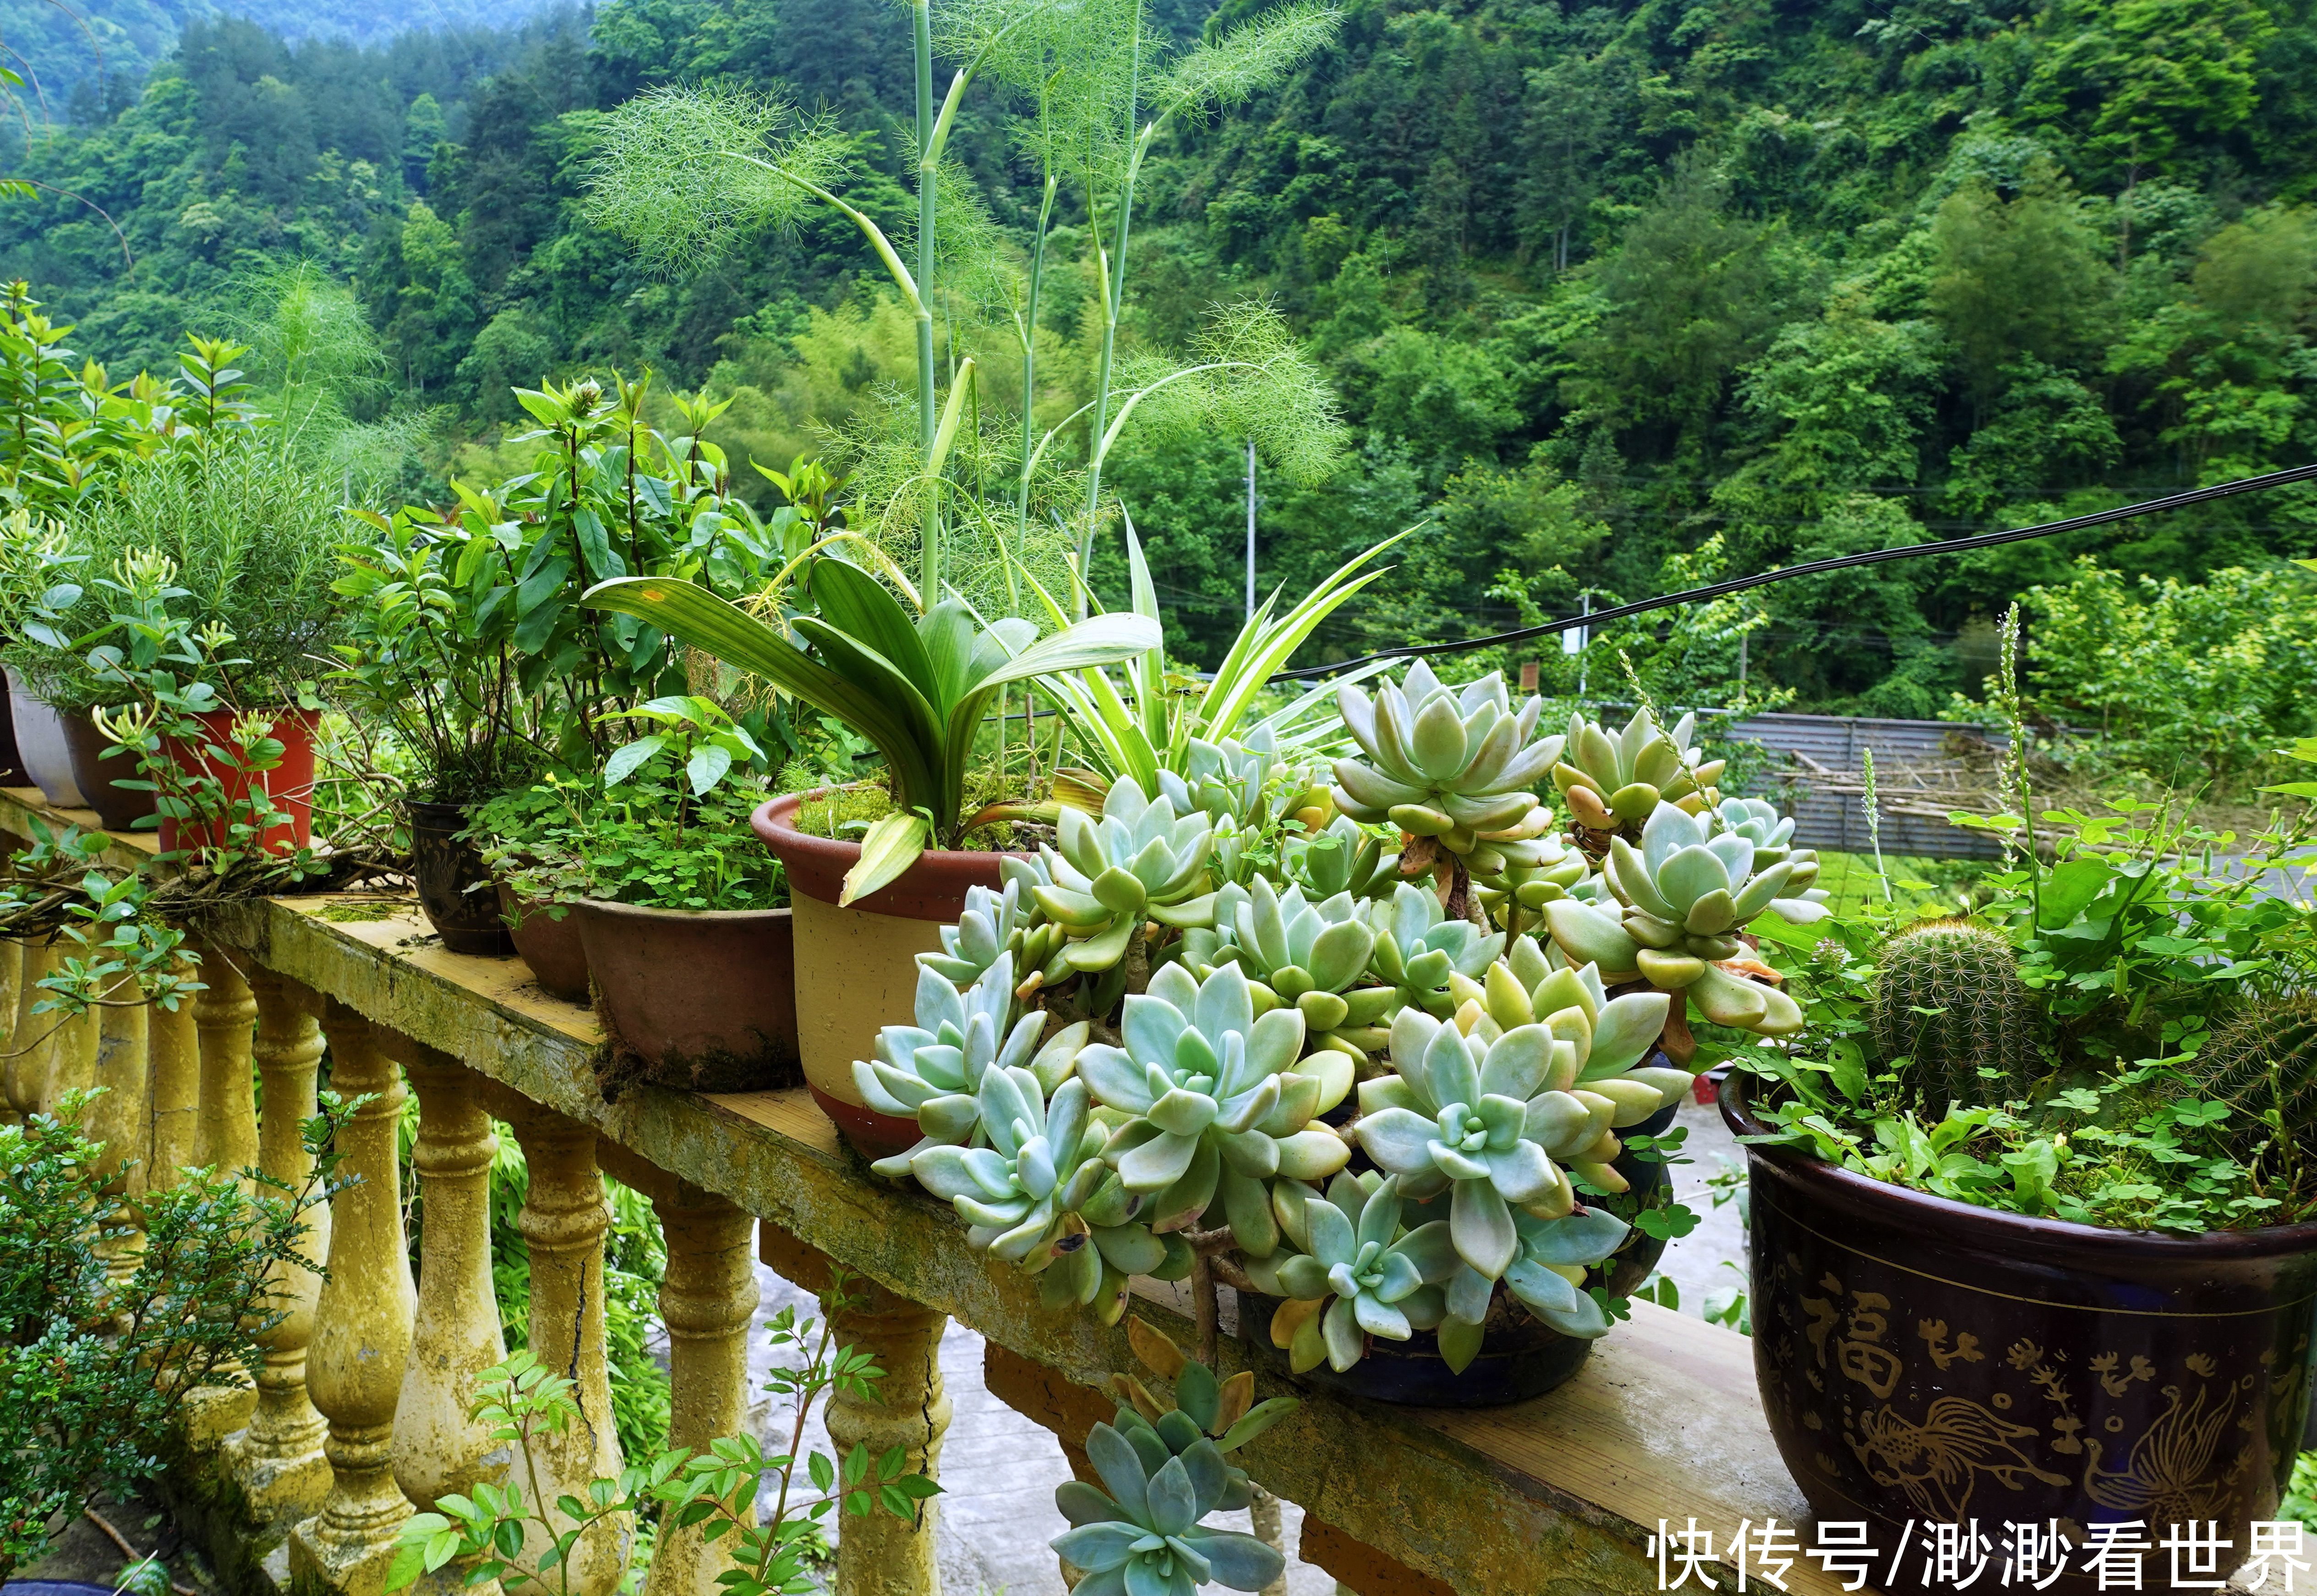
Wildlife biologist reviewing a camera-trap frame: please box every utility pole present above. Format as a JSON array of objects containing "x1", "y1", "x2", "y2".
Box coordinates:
[
  {"x1": 1568, "y1": 590, "x2": 1592, "y2": 699},
  {"x1": 1244, "y1": 438, "x2": 1257, "y2": 628}
]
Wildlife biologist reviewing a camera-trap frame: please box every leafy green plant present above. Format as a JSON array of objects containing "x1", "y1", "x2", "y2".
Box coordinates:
[
  {"x1": 582, "y1": 558, "x2": 1157, "y2": 901},
  {"x1": 480, "y1": 766, "x2": 785, "y2": 917},
  {"x1": 0, "y1": 1092, "x2": 342, "y2": 1584},
  {"x1": 389, "y1": 1269, "x2": 939, "y2": 1596}
]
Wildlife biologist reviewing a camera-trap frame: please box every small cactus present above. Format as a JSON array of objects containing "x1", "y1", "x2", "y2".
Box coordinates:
[
  {"x1": 2185, "y1": 997, "x2": 2317, "y2": 1166},
  {"x1": 1869, "y1": 918, "x2": 2042, "y2": 1115}
]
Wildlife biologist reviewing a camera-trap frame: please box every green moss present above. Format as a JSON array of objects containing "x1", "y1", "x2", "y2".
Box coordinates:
[
  {"x1": 791, "y1": 765, "x2": 1059, "y2": 851},
  {"x1": 318, "y1": 901, "x2": 398, "y2": 923}
]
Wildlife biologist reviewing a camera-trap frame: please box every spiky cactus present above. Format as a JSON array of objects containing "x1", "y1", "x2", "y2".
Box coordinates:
[
  {"x1": 1869, "y1": 919, "x2": 2042, "y2": 1115},
  {"x1": 2186, "y1": 997, "x2": 2317, "y2": 1165}
]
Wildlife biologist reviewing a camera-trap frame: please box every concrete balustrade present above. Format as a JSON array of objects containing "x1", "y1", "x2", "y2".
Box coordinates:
[{"x1": 0, "y1": 788, "x2": 1823, "y2": 1596}]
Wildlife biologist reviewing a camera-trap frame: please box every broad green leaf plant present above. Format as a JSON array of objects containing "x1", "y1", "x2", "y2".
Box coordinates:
[{"x1": 583, "y1": 559, "x2": 1159, "y2": 901}]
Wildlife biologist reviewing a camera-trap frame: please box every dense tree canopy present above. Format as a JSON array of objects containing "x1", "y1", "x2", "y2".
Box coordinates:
[{"x1": 4, "y1": 0, "x2": 2315, "y2": 709}]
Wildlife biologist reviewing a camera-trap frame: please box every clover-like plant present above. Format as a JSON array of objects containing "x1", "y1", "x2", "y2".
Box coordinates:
[
  {"x1": 1329, "y1": 660, "x2": 1563, "y2": 882},
  {"x1": 853, "y1": 954, "x2": 1083, "y2": 1177},
  {"x1": 1544, "y1": 800, "x2": 1819, "y2": 1036},
  {"x1": 1253, "y1": 1173, "x2": 1459, "y2": 1373},
  {"x1": 1078, "y1": 960, "x2": 1350, "y2": 1244},
  {"x1": 1552, "y1": 708, "x2": 1722, "y2": 833}
]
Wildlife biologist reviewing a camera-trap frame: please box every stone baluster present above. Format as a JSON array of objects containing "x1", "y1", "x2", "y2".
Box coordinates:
[
  {"x1": 184, "y1": 941, "x2": 261, "y2": 1449},
  {"x1": 759, "y1": 1227, "x2": 949, "y2": 1596},
  {"x1": 0, "y1": 935, "x2": 21, "y2": 1111},
  {"x1": 225, "y1": 970, "x2": 333, "y2": 1530},
  {"x1": 40, "y1": 975, "x2": 102, "y2": 1112},
  {"x1": 86, "y1": 997, "x2": 151, "y2": 1292},
  {"x1": 290, "y1": 1002, "x2": 418, "y2": 1596},
  {"x1": 507, "y1": 1101, "x2": 629, "y2": 1596},
  {"x1": 388, "y1": 1041, "x2": 508, "y2": 1511},
  {"x1": 3, "y1": 937, "x2": 60, "y2": 1115},
  {"x1": 145, "y1": 967, "x2": 201, "y2": 1191},
  {"x1": 643, "y1": 1186, "x2": 759, "y2": 1596}
]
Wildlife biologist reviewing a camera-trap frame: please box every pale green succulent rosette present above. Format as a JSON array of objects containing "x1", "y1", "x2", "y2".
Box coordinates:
[
  {"x1": 1544, "y1": 798, "x2": 1821, "y2": 1037},
  {"x1": 1328, "y1": 659, "x2": 1565, "y2": 880},
  {"x1": 1052, "y1": 1422, "x2": 1286, "y2": 1596},
  {"x1": 917, "y1": 879, "x2": 1034, "y2": 986},
  {"x1": 1191, "y1": 876, "x2": 1388, "y2": 1097},
  {"x1": 907, "y1": 1073, "x2": 1180, "y2": 1320},
  {"x1": 1434, "y1": 1202, "x2": 1634, "y2": 1369},
  {"x1": 1365, "y1": 881, "x2": 1504, "y2": 1018},
  {"x1": 853, "y1": 953, "x2": 1085, "y2": 1178},
  {"x1": 1551, "y1": 707, "x2": 1724, "y2": 831},
  {"x1": 1077, "y1": 960, "x2": 1351, "y2": 1242},
  {"x1": 1025, "y1": 776, "x2": 1218, "y2": 994},
  {"x1": 1279, "y1": 812, "x2": 1395, "y2": 901},
  {"x1": 1249, "y1": 1172, "x2": 1460, "y2": 1373}
]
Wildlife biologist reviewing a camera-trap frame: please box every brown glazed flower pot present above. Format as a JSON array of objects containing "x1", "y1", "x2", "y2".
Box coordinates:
[
  {"x1": 407, "y1": 799, "x2": 513, "y2": 956},
  {"x1": 497, "y1": 882, "x2": 590, "y2": 1004},
  {"x1": 751, "y1": 790, "x2": 1024, "y2": 1159},
  {"x1": 60, "y1": 712, "x2": 156, "y2": 832},
  {"x1": 1725, "y1": 1074, "x2": 2317, "y2": 1593},
  {"x1": 571, "y1": 899, "x2": 799, "y2": 1093}
]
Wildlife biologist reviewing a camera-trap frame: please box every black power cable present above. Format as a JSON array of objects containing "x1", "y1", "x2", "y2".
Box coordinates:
[{"x1": 1271, "y1": 460, "x2": 2317, "y2": 682}]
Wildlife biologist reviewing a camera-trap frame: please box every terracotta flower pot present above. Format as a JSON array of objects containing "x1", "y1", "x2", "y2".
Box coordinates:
[
  {"x1": 159, "y1": 707, "x2": 320, "y2": 856},
  {"x1": 1238, "y1": 1103, "x2": 1681, "y2": 1407},
  {"x1": 1724, "y1": 1073, "x2": 2317, "y2": 1591},
  {"x1": 60, "y1": 712, "x2": 157, "y2": 832},
  {"x1": 571, "y1": 899, "x2": 799, "y2": 1093},
  {"x1": 406, "y1": 798, "x2": 511, "y2": 956},
  {"x1": 497, "y1": 882, "x2": 590, "y2": 1004},
  {"x1": 6, "y1": 666, "x2": 84, "y2": 807},
  {"x1": 751, "y1": 790, "x2": 1025, "y2": 1158}
]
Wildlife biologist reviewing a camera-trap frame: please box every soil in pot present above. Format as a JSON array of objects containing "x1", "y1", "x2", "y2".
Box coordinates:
[
  {"x1": 1724, "y1": 1073, "x2": 2317, "y2": 1595},
  {"x1": 60, "y1": 713, "x2": 156, "y2": 832},
  {"x1": 752, "y1": 790, "x2": 1026, "y2": 1158},
  {"x1": 6, "y1": 668, "x2": 84, "y2": 807},
  {"x1": 158, "y1": 708, "x2": 319, "y2": 856},
  {"x1": 497, "y1": 882, "x2": 590, "y2": 1003},
  {"x1": 407, "y1": 799, "x2": 512, "y2": 956},
  {"x1": 572, "y1": 899, "x2": 798, "y2": 1094}
]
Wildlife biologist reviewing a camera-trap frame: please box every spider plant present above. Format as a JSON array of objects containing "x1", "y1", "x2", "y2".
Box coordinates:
[
  {"x1": 582, "y1": 560, "x2": 1158, "y2": 903},
  {"x1": 1016, "y1": 521, "x2": 1401, "y2": 790}
]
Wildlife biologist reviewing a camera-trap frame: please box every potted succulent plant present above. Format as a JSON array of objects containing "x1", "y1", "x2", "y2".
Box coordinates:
[
  {"x1": 584, "y1": 557, "x2": 1158, "y2": 1151},
  {"x1": 842, "y1": 671, "x2": 1815, "y2": 1405}
]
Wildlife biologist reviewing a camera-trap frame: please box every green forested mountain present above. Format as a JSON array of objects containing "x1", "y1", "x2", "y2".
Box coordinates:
[
  {"x1": 5, "y1": 0, "x2": 2317, "y2": 713},
  {"x1": 1, "y1": 0, "x2": 557, "y2": 101}
]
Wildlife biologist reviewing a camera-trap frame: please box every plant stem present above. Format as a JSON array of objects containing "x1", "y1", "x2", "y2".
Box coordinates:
[
  {"x1": 1077, "y1": 25, "x2": 1146, "y2": 618},
  {"x1": 1016, "y1": 172, "x2": 1057, "y2": 577},
  {"x1": 913, "y1": 0, "x2": 941, "y2": 602}
]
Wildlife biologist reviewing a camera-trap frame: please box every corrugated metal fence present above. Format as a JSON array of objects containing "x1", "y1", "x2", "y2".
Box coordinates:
[{"x1": 1719, "y1": 712, "x2": 2009, "y2": 860}]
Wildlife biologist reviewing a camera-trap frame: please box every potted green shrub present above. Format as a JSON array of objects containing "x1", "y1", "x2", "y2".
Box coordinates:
[
  {"x1": 1724, "y1": 761, "x2": 2317, "y2": 1557},
  {"x1": 830, "y1": 665, "x2": 1813, "y2": 1404},
  {"x1": 585, "y1": 561, "x2": 1158, "y2": 1149},
  {"x1": 485, "y1": 697, "x2": 795, "y2": 1093}
]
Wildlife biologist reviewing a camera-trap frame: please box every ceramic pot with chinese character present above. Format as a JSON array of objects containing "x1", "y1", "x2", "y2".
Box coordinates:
[{"x1": 1725, "y1": 1074, "x2": 2317, "y2": 1595}]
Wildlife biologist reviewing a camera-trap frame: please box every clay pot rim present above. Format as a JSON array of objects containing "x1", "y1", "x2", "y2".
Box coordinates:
[
  {"x1": 751, "y1": 788, "x2": 1028, "y2": 915},
  {"x1": 568, "y1": 896, "x2": 792, "y2": 926},
  {"x1": 1723, "y1": 1071, "x2": 2317, "y2": 1262}
]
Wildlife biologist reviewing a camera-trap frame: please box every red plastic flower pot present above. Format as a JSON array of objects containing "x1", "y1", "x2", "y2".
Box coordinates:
[{"x1": 158, "y1": 707, "x2": 321, "y2": 857}]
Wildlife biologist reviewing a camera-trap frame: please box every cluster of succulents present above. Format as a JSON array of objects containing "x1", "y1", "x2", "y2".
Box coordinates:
[{"x1": 859, "y1": 660, "x2": 1823, "y2": 1386}]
